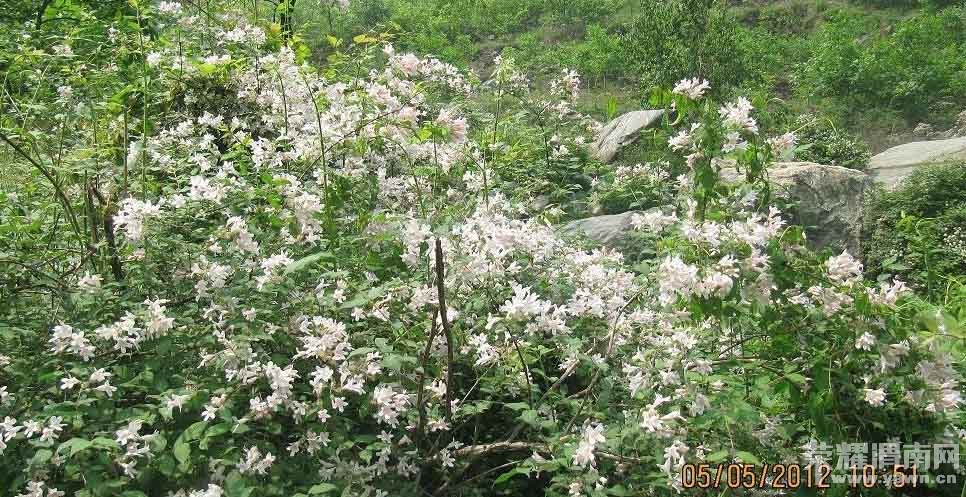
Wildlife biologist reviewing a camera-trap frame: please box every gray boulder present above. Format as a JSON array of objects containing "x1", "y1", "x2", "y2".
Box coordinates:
[
  {"x1": 868, "y1": 137, "x2": 966, "y2": 188},
  {"x1": 723, "y1": 161, "x2": 871, "y2": 253},
  {"x1": 565, "y1": 162, "x2": 871, "y2": 255},
  {"x1": 589, "y1": 110, "x2": 665, "y2": 163},
  {"x1": 769, "y1": 162, "x2": 871, "y2": 253},
  {"x1": 561, "y1": 211, "x2": 641, "y2": 250}
]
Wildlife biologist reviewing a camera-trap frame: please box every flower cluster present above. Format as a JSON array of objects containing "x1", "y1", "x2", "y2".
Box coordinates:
[{"x1": 1, "y1": 4, "x2": 961, "y2": 497}]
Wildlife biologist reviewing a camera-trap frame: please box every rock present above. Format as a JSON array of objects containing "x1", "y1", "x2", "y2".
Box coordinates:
[
  {"x1": 560, "y1": 207, "x2": 672, "y2": 260},
  {"x1": 561, "y1": 211, "x2": 641, "y2": 250},
  {"x1": 868, "y1": 137, "x2": 966, "y2": 188},
  {"x1": 913, "y1": 111, "x2": 966, "y2": 140},
  {"x1": 565, "y1": 162, "x2": 870, "y2": 256},
  {"x1": 589, "y1": 110, "x2": 665, "y2": 163},
  {"x1": 723, "y1": 161, "x2": 871, "y2": 253}
]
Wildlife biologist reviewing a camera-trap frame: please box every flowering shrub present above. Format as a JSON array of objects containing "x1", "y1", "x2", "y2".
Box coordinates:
[{"x1": 0, "y1": 3, "x2": 963, "y2": 497}]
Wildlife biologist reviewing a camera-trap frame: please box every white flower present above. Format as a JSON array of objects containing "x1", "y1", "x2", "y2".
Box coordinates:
[
  {"x1": 372, "y1": 385, "x2": 410, "y2": 427},
  {"x1": 468, "y1": 333, "x2": 498, "y2": 366},
  {"x1": 435, "y1": 108, "x2": 468, "y2": 143},
  {"x1": 158, "y1": 1, "x2": 183, "y2": 14},
  {"x1": 672, "y1": 78, "x2": 710, "y2": 99},
  {"x1": 242, "y1": 308, "x2": 257, "y2": 321},
  {"x1": 572, "y1": 423, "x2": 605, "y2": 467},
  {"x1": 255, "y1": 251, "x2": 294, "y2": 290},
  {"x1": 659, "y1": 440, "x2": 689, "y2": 477},
  {"x1": 48, "y1": 324, "x2": 95, "y2": 361},
  {"x1": 501, "y1": 284, "x2": 551, "y2": 320},
  {"x1": 23, "y1": 420, "x2": 42, "y2": 438},
  {"x1": 20, "y1": 481, "x2": 46, "y2": 497},
  {"x1": 867, "y1": 279, "x2": 909, "y2": 306},
  {"x1": 864, "y1": 388, "x2": 886, "y2": 407},
  {"x1": 394, "y1": 53, "x2": 420, "y2": 76},
  {"x1": 57, "y1": 85, "x2": 73, "y2": 101},
  {"x1": 188, "y1": 484, "x2": 223, "y2": 497},
  {"x1": 657, "y1": 255, "x2": 699, "y2": 304},
  {"x1": 60, "y1": 376, "x2": 81, "y2": 390},
  {"x1": 41, "y1": 416, "x2": 66, "y2": 443},
  {"x1": 826, "y1": 251, "x2": 863, "y2": 285},
  {"x1": 439, "y1": 448, "x2": 455, "y2": 468},
  {"x1": 718, "y1": 97, "x2": 758, "y2": 134},
  {"x1": 52, "y1": 44, "x2": 73, "y2": 56},
  {"x1": 552, "y1": 68, "x2": 582, "y2": 100},
  {"x1": 188, "y1": 175, "x2": 225, "y2": 203},
  {"x1": 89, "y1": 368, "x2": 112, "y2": 384},
  {"x1": 855, "y1": 332, "x2": 877, "y2": 351},
  {"x1": 77, "y1": 272, "x2": 103, "y2": 292},
  {"x1": 166, "y1": 393, "x2": 192, "y2": 412},
  {"x1": 94, "y1": 382, "x2": 118, "y2": 398},
  {"x1": 146, "y1": 52, "x2": 163, "y2": 67},
  {"x1": 238, "y1": 446, "x2": 274, "y2": 475},
  {"x1": 114, "y1": 198, "x2": 162, "y2": 242},
  {"x1": 115, "y1": 420, "x2": 143, "y2": 446},
  {"x1": 767, "y1": 132, "x2": 797, "y2": 155},
  {"x1": 144, "y1": 298, "x2": 175, "y2": 337},
  {"x1": 631, "y1": 210, "x2": 678, "y2": 232}
]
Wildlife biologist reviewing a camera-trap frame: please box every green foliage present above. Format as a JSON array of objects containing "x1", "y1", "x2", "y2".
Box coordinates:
[
  {"x1": 1, "y1": 1, "x2": 965, "y2": 497},
  {"x1": 863, "y1": 163, "x2": 966, "y2": 294},
  {"x1": 735, "y1": 0, "x2": 825, "y2": 35},
  {"x1": 792, "y1": 113, "x2": 872, "y2": 169},
  {"x1": 797, "y1": 8, "x2": 966, "y2": 123},
  {"x1": 623, "y1": 0, "x2": 762, "y2": 96}
]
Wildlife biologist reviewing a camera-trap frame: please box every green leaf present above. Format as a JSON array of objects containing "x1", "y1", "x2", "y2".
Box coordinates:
[
  {"x1": 352, "y1": 34, "x2": 377, "y2": 44},
  {"x1": 91, "y1": 437, "x2": 120, "y2": 451},
  {"x1": 734, "y1": 451, "x2": 760, "y2": 464},
  {"x1": 284, "y1": 251, "x2": 332, "y2": 275},
  {"x1": 519, "y1": 409, "x2": 539, "y2": 426},
  {"x1": 201, "y1": 422, "x2": 231, "y2": 449},
  {"x1": 30, "y1": 449, "x2": 53, "y2": 466},
  {"x1": 494, "y1": 467, "x2": 526, "y2": 484},
  {"x1": 785, "y1": 373, "x2": 808, "y2": 386},
  {"x1": 173, "y1": 438, "x2": 191, "y2": 464},
  {"x1": 226, "y1": 471, "x2": 250, "y2": 497},
  {"x1": 308, "y1": 483, "x2": 338, "y2": 494},
  {"x1": 706, "y1": 450, "x2": 729, "y2": 462},
  {"x1": 183, "y1": 421, "x2": 208, "y2": 441},
  {"x1": 59, "y1": 438, "x2": 93, "y2": 457}
]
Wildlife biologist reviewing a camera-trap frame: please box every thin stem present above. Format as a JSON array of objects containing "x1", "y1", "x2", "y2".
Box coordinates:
[{"x1": 434, "y1": 238, "x2": 455, "y2": 422}]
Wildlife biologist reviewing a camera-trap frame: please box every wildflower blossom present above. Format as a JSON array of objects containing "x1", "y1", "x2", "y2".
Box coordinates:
[
  {"x1": 672, "y1": 78, "x2": 710, "y2": 99},
  {"x1": 573, "y1": 423, "x2": 605, "y2": 467},
  {"x1": 77, "y1": 272, "x2": 102, "y2": 292},
  {"x1": 855, "y1": 332, "x2": 877, "y2": 351},
  {"x1": 718, "y1": 97, "x2": 758, "y2": 134},
  {"x1": 864, "y1": 388, "x2": 886, "y2": 407},
  {"x1": 826, "y1": 251, "x2": 863, "y2": 285}
]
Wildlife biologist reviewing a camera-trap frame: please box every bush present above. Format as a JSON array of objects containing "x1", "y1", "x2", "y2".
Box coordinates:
[
  {"x1": 797, "y1": 8, "x2": 966, "y2": 123},
  {"x1": 864, "y1": 163, "x2": 966, "y2": 293},
  {"x1": 792, "y1": 114, "x2": 872, "y2": 169},
  {"x1": 622, "y1": 0, "x2": 775, "y2": 96},
  {"x1": 0, "y1": 3, "x2": 964, "y2": 497}
]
